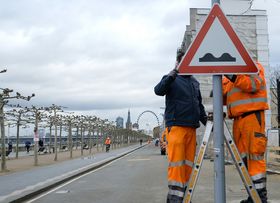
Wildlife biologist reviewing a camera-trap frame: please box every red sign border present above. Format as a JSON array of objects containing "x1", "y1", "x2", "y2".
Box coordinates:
[{"x1": 178, "y1": 4, "x2": 258, "y2": 74}]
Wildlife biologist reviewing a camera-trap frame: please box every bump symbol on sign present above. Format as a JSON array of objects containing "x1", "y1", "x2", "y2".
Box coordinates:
[{"x1": 199, "y1": 53, "x2": 236, "y2": 62}]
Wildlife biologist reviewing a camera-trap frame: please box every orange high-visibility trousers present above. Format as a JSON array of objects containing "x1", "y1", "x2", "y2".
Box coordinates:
[
  {"x1": 166, "y1": 126, "x2": 196, "y2": 202},
  {"x1": 233, "y1": 111, "x2": 267, "y2": 200}
]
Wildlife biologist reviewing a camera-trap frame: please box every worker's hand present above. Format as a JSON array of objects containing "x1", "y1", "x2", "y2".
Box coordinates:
[
  {"x1": 206, "y1": 112, "x2": 226, "y2": 121},
  {"x1": 223, "y1": 112, "x2": 227, "y2": 118},
  {"x1": 200, "y1": 115, "x2": 207, "y2": 126},
  {"x1": 207, "y1": 112, "x2": 213, "y2": 121},
  {"x1": 168, "y1": 69, "x2": 178, "y2": 79},
  {"x1": 209, "y1": 90, "x2": 213, "y2": 97},
  {"x1": 224, "y1": 75, "x2": 237, "y2": 82},
  {"x1": 176, "y1": 48, "x2": 185, "y2": 63}
]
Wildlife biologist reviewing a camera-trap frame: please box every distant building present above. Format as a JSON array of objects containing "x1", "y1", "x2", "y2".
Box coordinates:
[
  {"x1": 178, "y1": 3, "x2": 271, "y2": 132},
  {"x1": 126, "y1": 109, "x2": 132, "y2": 130},
  {"x1": 116, "y1": 117, "x2": 124, "y2": 129},
  {"x1": 132, "y1": 123, "x2": 139, "y2": 129}
]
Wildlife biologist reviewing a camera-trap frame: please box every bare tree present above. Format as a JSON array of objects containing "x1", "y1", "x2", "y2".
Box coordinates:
[
  {"x1": 269, "y1": 64, "x2": 280, "y2": 106},
  {"x1": 0, "y1": 88, "x2": 34, "y2": 172},
  {"x1": 6, "y1": 105, "x2": 30, "y2": 158},
  {"x1": 46, "y1": 104, "x2": 65, "y2": 161}
]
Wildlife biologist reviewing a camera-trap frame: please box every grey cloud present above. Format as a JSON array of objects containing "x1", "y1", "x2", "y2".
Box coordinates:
[{"x1": 1, "y1": 0, "x2": 279, "y2": 126}]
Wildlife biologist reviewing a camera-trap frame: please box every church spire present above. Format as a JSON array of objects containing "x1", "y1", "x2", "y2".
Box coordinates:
[{"x1": 126, "y1": 109, "x2": 132, "y2": 130}]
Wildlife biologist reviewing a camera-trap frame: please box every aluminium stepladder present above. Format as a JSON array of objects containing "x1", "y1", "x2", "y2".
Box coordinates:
[{"x1": 183, "y1": 120, "x2": 262, "y2": 203}]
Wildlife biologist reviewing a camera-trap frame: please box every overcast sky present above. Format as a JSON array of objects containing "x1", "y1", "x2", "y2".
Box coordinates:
[{"x1": 1, "y1": 0, "x2": 279, "y2": 131}]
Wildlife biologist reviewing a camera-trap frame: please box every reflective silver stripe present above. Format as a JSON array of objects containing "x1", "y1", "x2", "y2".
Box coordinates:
[
  {"x1": 229, "y1": 97, "x2": 268, "y2": 108},
  {"x1": 168, "y1": 189, "x2": 184, "y2": 197},
  {"x1": 254, "y1": 182, "x2": 266, "y2": 190},
  {"x1": 227, "y1": 77, "x2": 265, "y2": 96},
  {"x1": 168, "y1": 181, "x2": 188, "y2": 188},
  {"x1": 260, "y1": 85, "x2": 266, "y2": 91},
  {"x1": 240, "y1": 153, "x2": 247, "y2": 159},
  {"x1": 250, "y1": 75, "x2": 265, "y2": 93},
  {"x1": 251, "y1": 173, "x2": 266, "y2": 181},
  {"x1": 249, "y1": 154, "x2": 264, "y2": 161},
  {"x1": 250, "y1": 76, "x2": 257, "y2": 92},
  {"x1": 227, "y1": 87, "x2": 241, "y2": 97},
  {"x1": 255, "y1": 75, "x2": 263, "y2": 84},
  {"x1": 169, "y1": 160, "x2": 193, "y2": 168}
]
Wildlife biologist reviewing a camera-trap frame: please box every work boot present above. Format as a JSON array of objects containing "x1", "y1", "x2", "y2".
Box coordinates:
[
  {"x1": 240, "y1": 197, "x2": 253, "y2": 203},
  {"x1": 166, "y1": 194, "x2": 183, "y2": 203},
  {"x1": 257, "y1": 188, "x2": 268, "y2": 203},
  {"x1": 240, "y1": 188, "x2": 268, "y2": 203}
]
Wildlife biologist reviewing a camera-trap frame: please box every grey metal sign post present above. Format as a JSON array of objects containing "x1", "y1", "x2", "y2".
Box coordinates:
[{"x1": 211, "y1": 0, "x2": 226, "y2": 203}]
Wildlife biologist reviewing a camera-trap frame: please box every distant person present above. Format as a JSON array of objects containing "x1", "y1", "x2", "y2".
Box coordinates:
[
  {"x1": 155, "y1": 138, "x2": 159, "y2": 147},
  {"x1": 8, "y1": 141, "x2": 13, "y2": 153},
  {"x1": 38, "y1": 139, "x2": 44, "y2": 152},
  {"x1": 39, "y1": 139, "x2": 43, "y2": 147},
  {"x1": 105, "y1": 137, "x2": 111, "y2": 152},
  {"x1": 25, "y1": 141, "x2": 31, "y2": 153},
  {"x1": 83, "y1": 142, "x2": 89, "y2": 150},
  {"x1": 154, "y1": 48, "x2": 207, "y2": 203},
  {"x1": 140, "y1": 139, "x2": 143, "y2": 146}
]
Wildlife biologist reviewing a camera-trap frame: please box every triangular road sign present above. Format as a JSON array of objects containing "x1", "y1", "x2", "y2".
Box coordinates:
[{"x1": 178, "y1": 4, "x2": 258, "y2": 75}]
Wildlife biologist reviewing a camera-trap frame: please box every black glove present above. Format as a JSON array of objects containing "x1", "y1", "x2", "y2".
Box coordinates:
[
  {"x1": 168, "y1": 69, "x2": 178, "y2": 79},
  {"x1": 201, "y1": 116, "x2": 207, "y2": 126},
  {"x1": 206, "y1": 112, "x2": 226, "y2": 121},
  {"x1": 209, "y1": 90, "x2": 213, "y2": 98},
  {"x1": 224, "y1": 75, "x2": 237, "y2": 82},
  {"x1": 176, "y1": 48, "x2": 185, "y2": 63},
  {"x1": 207, "y1": 112, "x2": 213, "y2": 121}
]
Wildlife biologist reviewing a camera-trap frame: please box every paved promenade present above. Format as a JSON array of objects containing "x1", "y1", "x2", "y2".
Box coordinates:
[{"x1": 0, "y1": 144, "x2": 142, "y2": 202}]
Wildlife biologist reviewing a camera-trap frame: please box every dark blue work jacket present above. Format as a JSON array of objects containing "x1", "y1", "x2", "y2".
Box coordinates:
[{"x1": 154, "y1": 74, "x2": 207, "y2": 128}]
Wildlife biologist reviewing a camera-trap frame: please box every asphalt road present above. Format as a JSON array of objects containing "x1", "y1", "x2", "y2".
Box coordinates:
[
  {"x1": 26, "y1": 144, "x2": 169, "y2": 203},
  {"x1": 23, "y1": 143, "x2": 280, "y2": 203}
]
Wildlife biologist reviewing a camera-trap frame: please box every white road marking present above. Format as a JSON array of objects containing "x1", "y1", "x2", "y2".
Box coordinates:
[
  {"x1": 24, "y1": 150, "x2": 136, "y2": 202},
  {"x1": 127, "y1": 158, "x2": 150, "y2": 161}
]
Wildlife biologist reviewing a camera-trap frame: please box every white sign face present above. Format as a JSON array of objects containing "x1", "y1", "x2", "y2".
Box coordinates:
[{"x1": 190, "y1": 18, "x2": 245, "y2": 66}]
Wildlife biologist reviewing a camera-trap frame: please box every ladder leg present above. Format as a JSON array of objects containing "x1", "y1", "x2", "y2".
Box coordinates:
[
  {"x1": 223, "y1": 121, "x2": 262, "y2": 203},
  {"x1": 183, "y1": 121, "x2": 213, "y2": 203}
]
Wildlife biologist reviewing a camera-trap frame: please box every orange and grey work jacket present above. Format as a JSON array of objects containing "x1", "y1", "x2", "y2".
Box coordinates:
[
  {"x1": 105, "y1": 139, "x2": 111, "y2": 145},
  {"x1": 222, "y1": 62, "x2": 269, "y2": 118}
]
